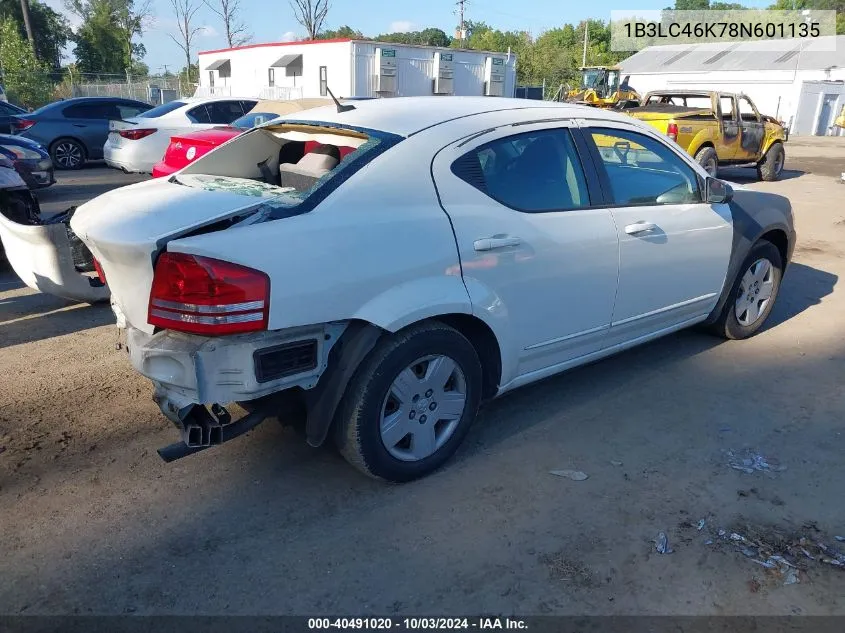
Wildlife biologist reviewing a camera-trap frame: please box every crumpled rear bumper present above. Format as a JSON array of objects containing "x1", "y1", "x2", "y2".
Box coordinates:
[
  {"x1": 125, "y1": 322, "x2": 347, "y2": 422},
  {"x1": 0, "y1": 210, "x2": 109, "y2": 303}
]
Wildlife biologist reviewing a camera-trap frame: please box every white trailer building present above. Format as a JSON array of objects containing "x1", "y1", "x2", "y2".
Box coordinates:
[
  {"x1": 620, "y1": 35, "x2": 845, "y2": 136},
  {"x1": 197, "y1": 38, "x2": 517, "y2": 101}
]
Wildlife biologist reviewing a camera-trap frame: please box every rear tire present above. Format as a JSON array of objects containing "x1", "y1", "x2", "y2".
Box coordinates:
[
  {"x1": 694, "y1": 146, "x2": 718, "y2": 177},
  {"x1": 335, "y1": 321, "x2": 482, "y2": 482},
  {"x1": 757, "y1": 143, "x2": 784, "y2": 181},
  {"x1": 51, "y1": 138, "x2": 85, "y2": 170},
  {"x1": 708, "y1": 240, "x2": 783, "y2": 340}
]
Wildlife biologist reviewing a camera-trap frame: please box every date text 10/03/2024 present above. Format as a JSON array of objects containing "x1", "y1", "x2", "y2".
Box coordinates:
[{"x1": 307, "y1": 618, "x2": 529, "y2": 630}]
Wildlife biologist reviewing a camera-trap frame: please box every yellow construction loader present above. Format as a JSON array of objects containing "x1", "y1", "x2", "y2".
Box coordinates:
[
  {"x1": 564, "y1": 66, "x2": 640, "y2": 109},
  {"x1": 835, "y1": 104, "x2": 845, "y2": 129}
]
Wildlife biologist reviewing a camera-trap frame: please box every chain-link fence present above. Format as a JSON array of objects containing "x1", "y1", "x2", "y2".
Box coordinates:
[
  {"x1": 0, "y1": 70, "x2": 196, "y2": 108},
  {"x1": 70, "y1": 76, "x2": 188, "y2": 103}
]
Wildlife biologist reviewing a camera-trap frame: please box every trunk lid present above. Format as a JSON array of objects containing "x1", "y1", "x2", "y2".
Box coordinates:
[
  {"x1": 162, "y1": 128, "x2": 240, "y2": 170},
  {"x1": 70, "y1": 176, "x2": 295, "y2": 333}
]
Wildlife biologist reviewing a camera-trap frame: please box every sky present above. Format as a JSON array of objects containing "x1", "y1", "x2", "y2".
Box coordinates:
[{"x1": 44, "y1": 0, "x2": 773, "y2": 75}]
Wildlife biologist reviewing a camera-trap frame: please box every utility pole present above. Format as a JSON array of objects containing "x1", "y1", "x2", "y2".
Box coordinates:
[
  {"x1": 582, "y1": 19, "x2": 589, "y2": 67},
  {"x1": 456, "y1": 0, "x2": 466, "y2": 47},
  {"x1": 19, "y1": 0, "x2": 36, "y2": 46}
]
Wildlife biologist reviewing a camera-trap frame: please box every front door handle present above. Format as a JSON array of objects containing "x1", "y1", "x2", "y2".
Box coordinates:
[
  {"x1": 474, "y1": 236, "x2": 522, "y2": 251},
  {"x1": 73, "y1": 123, "x2": 87, "y2": 128},
  {"x1": 624, "y1": 221, "x2": 657, "y2": 235}
]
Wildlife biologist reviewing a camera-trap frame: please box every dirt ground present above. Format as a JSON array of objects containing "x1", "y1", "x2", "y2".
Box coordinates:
[{"x1": 1, "y1": 143, "x2": 844, "y2": 616}]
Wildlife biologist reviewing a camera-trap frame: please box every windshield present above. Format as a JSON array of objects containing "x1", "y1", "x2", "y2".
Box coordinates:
[
  {"x1": 231, "y1": 111, "x2": 279, "y2": 130},
  {"x1": 581, "y1": 69, "x2": 602, "y2": 89},
  {"x1": 137, "y1": 101, "x2": 186, "y2": 118}
]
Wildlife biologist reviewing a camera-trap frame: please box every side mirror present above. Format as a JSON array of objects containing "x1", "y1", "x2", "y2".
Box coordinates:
[{"x1": 706, "y1": 177, "x2": 732, "y2": 204}]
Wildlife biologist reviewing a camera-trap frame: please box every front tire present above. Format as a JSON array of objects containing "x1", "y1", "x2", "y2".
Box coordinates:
[
  {"x1": 757, "y1": 143, "x2": 784, "y2": 181},
  {"x1": 51, "y1": 138, "x2": 85, "y2": 170},
  {"x1": 336, "y1": 321, "x2": 482, "y2": 482},
  {"x1": 709, "y1": 240, "x2": 783, "y2": 340},
  {"x1": 694, "y1": 146, "x2": 719, "y2": 177}
]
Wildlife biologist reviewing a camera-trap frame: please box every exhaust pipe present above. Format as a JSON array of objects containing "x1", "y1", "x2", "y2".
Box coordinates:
[{"x1": 158, "y1": 404, "x2": 269, "y2": 463}]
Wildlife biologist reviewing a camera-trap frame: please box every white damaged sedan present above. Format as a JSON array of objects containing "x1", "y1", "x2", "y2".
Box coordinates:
[{"x1": 71, "y1": 97, "x2": 795, "y2": 481}]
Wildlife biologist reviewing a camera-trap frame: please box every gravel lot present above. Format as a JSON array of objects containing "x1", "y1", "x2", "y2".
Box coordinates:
[{"x1": 1, "y1": 144, "x2": 844, "y2": 616}]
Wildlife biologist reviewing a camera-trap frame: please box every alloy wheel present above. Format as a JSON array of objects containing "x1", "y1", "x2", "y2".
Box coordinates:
[
  {"x1": 735, "y1": 258, "x2": 774, "y2": 327},
  {"x1": 54, "y1": 142, "x2": 83, "y2": 169},
  {"x1": 379, "y1": 354, "x2": 467, "y2": 462}
]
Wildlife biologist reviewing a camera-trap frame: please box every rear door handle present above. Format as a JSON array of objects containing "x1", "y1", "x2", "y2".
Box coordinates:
[
  {"x1": 73, "y1": 123, "x2": 87, "y2": 128},
  {"x1": 474, "y1": 236, "x2": 522, "y2": 251},
  {"x1": 624, "y1": 221, "x2": 657, "y2": 235}
]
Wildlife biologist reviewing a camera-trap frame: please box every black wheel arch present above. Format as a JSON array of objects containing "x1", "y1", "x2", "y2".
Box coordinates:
[
  {"x1": 703, "y1": 218, "x2": 793, "y2": 326},
  {"x1": 302, "y1": 314, "x2": 503, "y2": 447}
]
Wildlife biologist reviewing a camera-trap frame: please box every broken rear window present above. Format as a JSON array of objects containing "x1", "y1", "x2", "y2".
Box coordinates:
[{"x1": 174, "y1": 121, "x2": 402, "y2": 217}]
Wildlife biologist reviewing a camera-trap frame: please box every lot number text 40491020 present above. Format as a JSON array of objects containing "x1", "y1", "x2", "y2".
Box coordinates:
[{"x1": 307, "y1": 617, "x2": 529, "y2": 630}]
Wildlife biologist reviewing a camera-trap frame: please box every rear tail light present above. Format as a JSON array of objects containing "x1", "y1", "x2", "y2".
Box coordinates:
[
  {"x1": 12, "y1": 118, "x2": 35, "y2": 132},
  {"x1": 118, "y1": 128, "x2": 157, "y2": 140},
  {"x1": 667, "y1": 122, "x2": 679, "y2": 142},
  {"x1": 93, "y1": 258, "x2": 107, "y2": 285},
  {"x1": 148, "y1": 252, "x2": 270, "y2": 336}
]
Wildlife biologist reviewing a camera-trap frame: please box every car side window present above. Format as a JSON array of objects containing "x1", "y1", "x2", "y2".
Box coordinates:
[
  {"x1": 206, "y1": 101, "x2": 246, "y2": 124},
  {"x1": 187, "y1": 104, "x2": 212, "y2": 124},
  {"x1": 587, "y1": 128, "x2": 701, "y2": 206},
  {"x1": 63, "y1": 103, "x2": 109, "y2": 119},
  {"x1": 720, "y1": 96, "x2": 735, "y2": 121},
  {"x1": 738, "y1": 97, "x2": 758, "y2": 122},
  {"x1": 451, "y1": 128, "x2": 590, "y2": 213},
  {"x1": 240, "y1": 100, "x2": 257, "y2": 114},
  {"x1": 117, "y1": 104, "x2": 149, "y2": 118}
]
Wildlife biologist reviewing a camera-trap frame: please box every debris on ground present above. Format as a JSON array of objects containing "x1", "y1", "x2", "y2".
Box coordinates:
[
  {"x1": 549, "y1": 469, "x2": 588, "y2": 481},
  {"x1": 727, "y1": 448, "x2": 787, "y2": 474},
  {"x1": 610, "y1": 460, "x2": 623, "y2": 467},
  {"x1": 835, "y1": 536, "x2": 845, "y2": 542},
  {"x1": 655, "y1": 531, "x2": 673, "y2": 554},
  {"x1": 691, "y1": 519, "x2": 845, "y2": 586},
  {"x1": 697, "y1": 519, "x2": 706, "y2": 531}
]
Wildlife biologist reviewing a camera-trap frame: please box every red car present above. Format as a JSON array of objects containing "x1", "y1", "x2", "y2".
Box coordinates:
[{"x1": 152, "y1": 98, "x2": 341, "y2": 178}]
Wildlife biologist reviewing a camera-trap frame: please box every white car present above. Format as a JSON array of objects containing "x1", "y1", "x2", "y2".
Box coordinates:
[
  {"x1": 72, "y1": 97, "x2": 795, "y2": 482},
  {"x1": 103, "y1": 96, "x2": 257, "y2": 173}
]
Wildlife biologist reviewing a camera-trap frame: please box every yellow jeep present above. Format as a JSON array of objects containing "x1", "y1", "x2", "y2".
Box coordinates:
[{"x1": 627, "y1": 91, "x2": 787, "y2": 181}]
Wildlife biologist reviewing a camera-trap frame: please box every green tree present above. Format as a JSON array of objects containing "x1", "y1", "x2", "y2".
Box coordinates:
[
  {"x1": 374, "y1": 28, "x2": 451, "y2": 47},
  {"x1": 769, "y1": 0, "x2": 845, "y2": 34},
  {"x1": 0, "y1": 0, "x2": 69, "y2": 67},
  {"x1": 179, "y1": 62, "x2": 198, "y2": 85},
  {"x1": 318, "y1": 25, "x2": 363, "y2": 39},
  {"x1": 68, "y1": 0, "x2": 149, "y2": 75},
  {"x1": 0, "y1": 17, "x2": 53, "y2": 107}
]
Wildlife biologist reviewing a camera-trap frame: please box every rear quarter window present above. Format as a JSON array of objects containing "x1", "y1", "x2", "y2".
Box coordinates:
[{"x1": 137, "y1": 101, "x2": 187, "y2": 119}]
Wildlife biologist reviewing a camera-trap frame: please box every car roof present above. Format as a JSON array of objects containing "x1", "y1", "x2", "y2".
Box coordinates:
[
  {"x1": 286, "y1": 96, "x2": 627, "y2": 137},
  {"x1": 177, "y1": 96, "x2": 258, "y2": 104}
]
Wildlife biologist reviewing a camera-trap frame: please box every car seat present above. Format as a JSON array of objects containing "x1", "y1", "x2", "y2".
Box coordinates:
[{"x1": 279, "y1": 143, "x2": 340, "y2": 192}]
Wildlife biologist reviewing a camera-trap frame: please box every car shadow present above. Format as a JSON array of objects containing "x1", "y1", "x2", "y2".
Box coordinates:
[
  {"x1": 762, "y1": 261, "x2": 838, "y2": 330},
  {"x1": 0, "y1": 292, "x2": 114, "y2": 349},
  {"x1": 718, "y1": 168, "x2": 805, "y2": 183},
  {"x1": 459, "y1": 261, "x2": 835, "y2": 459}
]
